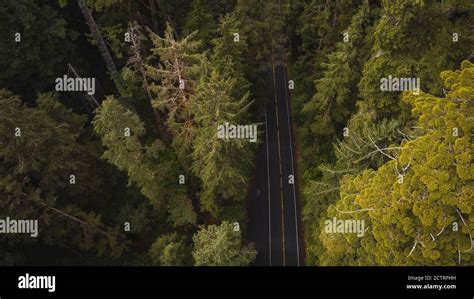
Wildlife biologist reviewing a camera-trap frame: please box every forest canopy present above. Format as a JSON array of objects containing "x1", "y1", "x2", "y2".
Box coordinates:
[{"x1": 0, "y1": 0, "x2": 472, "y2": 266}]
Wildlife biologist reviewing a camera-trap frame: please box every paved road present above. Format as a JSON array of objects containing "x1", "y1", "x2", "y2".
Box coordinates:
[{"x1": 248, "y1": 62, "x2": 301, "y2": 266}]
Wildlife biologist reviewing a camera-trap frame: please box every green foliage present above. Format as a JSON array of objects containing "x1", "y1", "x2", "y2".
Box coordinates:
[
  {"x1": 210, "y1": 13, "x2": 251, "y2": 99},
  {"x1": 294, "y1": 0, "x2": 360, "y2": 87},
  {"x1": 192, "y1": 221, "x2": 257, "y2": 266},
  {"x1": 5, "y1": 0, "x2": 470, "y2": 267},
  {"x1": 85, "y1": 0, "x2": 122, "y2": 12},
  {"x1": 300, "y1": 2, "x2": 375, "y2": 176},
  {"x1": 231, "y1": 0, "x2": 275, "y2": 75},
  {"x1": 2, "y1": 0, "x2": 263, "y2": 266},
  {"x1": 144, "y1": 21, "x2": 255, "y2": 218},
  {"x1": 319, "y1": 61, "x2": 473, "y2": 265},
  {"x1": 149, "y1": 233, "x2": 190, "y2": 266},
  {"x1": 99, "y1": 24, "x2": 127, "y2": 59},
  {"x1": 191, "y1": 70, "x2": 255, "y2": 216},
  {"x1": 145, "y1": 23, "x2": 205, "y2": 159},
  {"x1": 302, "y1": 1, "x2": 376, "y2": 139},
  {"x1": 59, "y1": 0, "x2": 122, "y2": 11},
  {"x1": 0, "y1": 0, "x2": 76, "y2": 97},
  {"x1": 0, "y1": 89, "x2": 125, "y2": 258},
  {"x1": 303, "y1": 113, "x2": 404, "y2": 264},
  {"x1": 184, "y1": 0, "x2": 218, "y2": 46},
  {"x1": 358, "y1": 0, "x2": 474, "y2": 120},
  {"x1": 93, "y1": 96, "x2": 196, "y2": 226},
  {"x1": 299, "y1": 0, "x2": 474, "y2": 265}
]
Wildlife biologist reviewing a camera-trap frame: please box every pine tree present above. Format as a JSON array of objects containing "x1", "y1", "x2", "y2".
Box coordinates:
[
  {"x1": 0, "y1": 90, "x2": 125, "y2": 258},
  {"x1": 93, "y1": 96, "x2": 196, "y2": 227},
  {"x1": 190, "y1": 70, "x2": 255, "y2": 216},
  {"x1": 210, "y1": 13, "x2": 250, "y2": 99},
  {"x1": 149, "y1": 233, "x2": 191, "y2": 266},
  {"x1": 358, "y1": 0, "x2": 473, "y2": 120},
  {"x1": 192, "y1": 221, "x2": 257, "y2": 266},
  {"x1": 302, "y1": 1, "x2": 375, "y2": 139},
  {"x1": 145, "y1": 23, "x2": 205, "y2": 160},
  {"x1": 293, "y1": 0, "x2": 360, "y2": 113},
  {"x1": 300, "y1": 2, "x2": 381, "y2": 264},
  {"x1": 184, "y1": 0, "x2": 217, "y2": 46}
]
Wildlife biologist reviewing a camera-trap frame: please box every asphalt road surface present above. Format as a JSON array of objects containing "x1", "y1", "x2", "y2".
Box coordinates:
[{"x1": 248, "y1": 62, "x2": 301, "y2": 266}]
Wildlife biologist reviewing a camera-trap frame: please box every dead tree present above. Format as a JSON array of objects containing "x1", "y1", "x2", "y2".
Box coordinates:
[
  {"x1": 77, "y1": 0, "x2": 118, "y2": 75},
  {"x1": 149, "y1": 0, "x2": 159, "y2": 33}
]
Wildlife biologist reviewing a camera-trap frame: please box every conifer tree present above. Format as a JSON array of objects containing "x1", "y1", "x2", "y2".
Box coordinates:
[
  {"x1": 358, "y1": 0, "x2": 473, "y2": 120},
  {"x1": 190, "y1": 70, "x2": 255, "y2": 216},
  {"x1": 145, "y1": 23, "x2": 205, "y2": 160},
  {"x1": 192, "y1": 221, "x2": 257, "y2": 266},
  {"x1": 0, "y1": 90, "x2": 125, "y2": 258},
  {"x1": 184, "y1": 0, "x2": 217, "y2": 46},
  {"x1": 210, "y1": 13, "x2": 250, "y2": 99},
  {"x1": 93, "y1": 96, "x2": 196, "y2": 227},
  {"x1": 298, "y1": 1, "x2": 378, "y2": 173},
  {"x1": 149, "y1": 233, "x2": 191, "y2": 266}
]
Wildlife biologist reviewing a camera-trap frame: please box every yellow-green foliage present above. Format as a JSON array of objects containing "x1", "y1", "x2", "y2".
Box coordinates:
[
  {"x1": 320, "y1": 61, "x2": 473, "y2": 265},
  {"x1": 192, "y1": 221, "x2": 257, "y2": 266}
]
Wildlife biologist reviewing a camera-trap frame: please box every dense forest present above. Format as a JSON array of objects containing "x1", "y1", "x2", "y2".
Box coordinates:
[
  {"x1": 0, "y1": 0, "x2": 472, "y2": 266},
  {"x1": 291, "y1": 0, "x2": 473, "y2": 265}
]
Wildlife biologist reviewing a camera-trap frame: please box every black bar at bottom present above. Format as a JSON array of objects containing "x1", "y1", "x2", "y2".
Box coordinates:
[{"x1": 0, "y1": 266, "x2": 471, "y2": 298}]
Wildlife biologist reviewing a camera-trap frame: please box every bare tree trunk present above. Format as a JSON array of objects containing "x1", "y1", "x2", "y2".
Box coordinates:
[
  {"x1": 332, "y1": 0, "x2": 338, "y2": 28},
  {"x1": 68, "y1": 63, "x2": 100, "y2": 108},
  {"x1": 40, "y1": 203, "x2": 108, "y2": 236},
  {"x1": 77, "y1": 0, "x2": 118, "y2": 75},
  {"x1": 150, "y1": 0, "x2": 159, "y2": 33}
]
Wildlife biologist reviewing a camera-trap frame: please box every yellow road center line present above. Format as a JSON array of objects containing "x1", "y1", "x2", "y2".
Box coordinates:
[{"x1": 272, "y1": 54, "x2": 286, "y2": 266}]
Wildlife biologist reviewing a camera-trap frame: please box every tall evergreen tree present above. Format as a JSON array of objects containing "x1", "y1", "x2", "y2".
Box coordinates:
[
  {"x1": 190, "y1": 70, "x2": 255, "y2": 216},
  {"x1": 192, "y1": 221, "x2": 257, "y2": 266},
  {"x1": 300, "y1": 1, "x2": 378, "y2": 176},
  {"x1": 93, "y1": 96, "x2": 196, "y2": 227},
  {"x1": 184, "y1": 0, "x2": 217, "y2": 46},
  {"x1": 145, "y1": 23, "x2": 205, "y2": 160}
]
